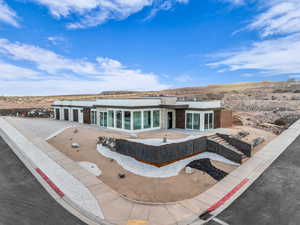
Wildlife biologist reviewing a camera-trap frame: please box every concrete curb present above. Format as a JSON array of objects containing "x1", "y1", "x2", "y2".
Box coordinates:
[{"x1": 0, "y1": 118, "x2": 111, "y2": 225}]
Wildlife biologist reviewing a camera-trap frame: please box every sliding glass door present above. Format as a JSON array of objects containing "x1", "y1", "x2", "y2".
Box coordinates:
[
  {"x1": 108, "y1": 110, "x2": 114, "y2": 128},
  {"x1": 186, "y1": 111, "x2": 214, "y2": 131},
  {"x1": 133, "y1": 111, "x2": 142, "y2": 130},
  {"x1": 116, "y1": 110, "x2": 123, "y2": 129},
  {"x1": 124, "y1": 111, "x2": 131, "y2": 130},
  {"x1": 193, "y1": 113, "x2": 200, "y2": 130},
  {"x1": 143, "y1": 111, "x2": 151, "y2": 129},
  {"x1": 204, "y1": 112, "x2": 214, "y2": 130},
  {"x1": 100, "y1": 111, "x2": 107, "y2": 127}
]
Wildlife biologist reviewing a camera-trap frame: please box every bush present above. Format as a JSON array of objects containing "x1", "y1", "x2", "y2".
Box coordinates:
[{"x1": 274, "y1": 118, "x2": 287, "y2": 126}]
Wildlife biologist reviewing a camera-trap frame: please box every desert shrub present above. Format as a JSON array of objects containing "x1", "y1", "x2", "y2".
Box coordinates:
[{"x1": 274, "y1": 118, "x2": 286, "y2": 126}]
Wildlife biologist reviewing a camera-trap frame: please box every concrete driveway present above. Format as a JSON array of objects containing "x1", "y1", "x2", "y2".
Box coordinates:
[
  {"x1": 205, "y1": 135, "x2": 300, "y2": 225},
  {"x1": 0, "y1": 136, "x2": 87, "y2": 225}
]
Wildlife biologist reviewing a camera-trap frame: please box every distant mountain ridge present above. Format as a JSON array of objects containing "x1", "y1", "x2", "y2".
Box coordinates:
[{"x1": 1, "y1": 80, "x2": 300, "y2": 109}]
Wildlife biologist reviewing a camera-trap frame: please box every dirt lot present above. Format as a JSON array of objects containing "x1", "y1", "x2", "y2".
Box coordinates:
[{"x1": 48, "y1": 127, "x2": 238, "y2": 203}]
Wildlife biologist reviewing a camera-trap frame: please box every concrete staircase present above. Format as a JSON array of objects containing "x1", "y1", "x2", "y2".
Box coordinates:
[{"x1": 207, "y1": 134, "x2": 249, "y2": 164}]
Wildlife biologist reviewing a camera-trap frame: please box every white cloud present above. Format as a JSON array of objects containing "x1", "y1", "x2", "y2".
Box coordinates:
[
  {"x1": 208, "y1": 33, "x2": 300, "y2": 75},
  {"x1": 249, "y1": 0, "x2": 300, "y2": 37},
  {"x1": 0, "y1": 39, "x2": 168, "y2": 95},
  {"x1": 27, "y1": 0, "x2": 188, "y2": 29},
  {"x1": 0, "y1": 0, "x2": 19, "y2": 27},
  {"x1": 0, "y1": 38, "x2": 99, "y2": 74},
  {"x1": 47, "y1": 36, "x2": 66, "y2": 45},
  {"x1": 209, "y1": 0, "x2": 300, "y2": 76},
  {"x1": 144, "y1": 0, "x2": 188, "y2": 21},
  {"x1": 0, "y1": 61, "x2": 40, "y2": 80},
  {"x1": 0, "y1": 75, "x2": 168, "y2": 96},
  {"x1": 217, "y1": 0, "x2": 244, "y2": 5}
]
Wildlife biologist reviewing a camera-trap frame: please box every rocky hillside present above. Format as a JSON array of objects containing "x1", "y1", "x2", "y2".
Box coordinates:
[{"x1": 1, "y1": 80, "x2": 300, "y2": 133}]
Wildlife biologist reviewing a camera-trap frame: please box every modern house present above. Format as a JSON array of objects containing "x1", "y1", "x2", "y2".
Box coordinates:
[{"x1": 52, "y1": 97, "x2": 232, "y2": 132}]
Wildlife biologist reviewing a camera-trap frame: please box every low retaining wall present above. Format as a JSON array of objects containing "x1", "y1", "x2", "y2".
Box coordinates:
[
  {"x1": 207, "y1": 140, "x2": 244, "y2": 164},
  {"x1": 217, "y1": 133, "x2": 253, "y2": 157},
  {"x1": 116, "y1": 137, "x2": 207, "y2": 167}
]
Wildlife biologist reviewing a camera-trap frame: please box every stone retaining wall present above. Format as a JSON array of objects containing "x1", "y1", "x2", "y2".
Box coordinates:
[
  {"x1": 116, "y1": 137, "x2": 207, "y2": 167},
  {"x1": 217, "y1": 133, "x2": 253, "y2": 157}
]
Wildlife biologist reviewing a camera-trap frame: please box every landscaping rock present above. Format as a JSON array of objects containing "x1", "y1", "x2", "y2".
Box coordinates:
[
  {"x1": 71, "y1": 143, "x2": 80, "y2": 148},
  {"x1": 185, "y1": 166, "x2": 194, "y2": 174},
  {"x1": 252, "y1": 137, "x2": 265, "y2": 147},
  {"x1": 237, "y1": 131, "x2": 250, "y2": 138},
  {"x1": 98, "y1": 136, "x2": 116, "y2": 151},
  {"x1": 118, "y1": 173, "x2": 125, "y2": 179}
]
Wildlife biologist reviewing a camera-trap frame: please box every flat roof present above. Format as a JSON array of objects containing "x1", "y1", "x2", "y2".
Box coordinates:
[{"x1": 53, "y1": 98, "x2": 222, "y2": 109}]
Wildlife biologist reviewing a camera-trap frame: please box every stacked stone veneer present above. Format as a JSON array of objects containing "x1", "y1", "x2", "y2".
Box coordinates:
[
  {"x1": 115, "y1": 137, "x2": 207, "y2": 167},
  {"x1": 112, "y1": 133, "x2": 253, "y2": 166},
  {"x1": 206, "y1": 139, "x2": 245, "y2": 164},
  {"x1": 216, "y1": 133, "x2": 253, "y2": 157}
]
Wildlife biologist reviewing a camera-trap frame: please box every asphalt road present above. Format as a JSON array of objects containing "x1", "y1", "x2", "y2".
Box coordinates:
[
  {"x1": 205, "y1": 135, "x2": 300, "y2": 225},
  {"x1": 0, "y1": 136, "x2": 87, "y2": 225}
]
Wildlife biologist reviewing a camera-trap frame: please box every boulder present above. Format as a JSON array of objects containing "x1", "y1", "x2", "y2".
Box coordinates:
[
  {"x1": 71, "y1": 143, "x2": 80, "y2": 148},
  {"x1": 185, "y1": 166, "x2": 194, "y2": 174}
]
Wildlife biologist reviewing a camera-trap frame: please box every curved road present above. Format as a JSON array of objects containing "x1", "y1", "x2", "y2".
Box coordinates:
[
  {"x1": 0, "y1": 136, "x2": 87, "y2": 225},
  {"x1": 205, "y1": 135, "x2": 300, "y2": 225}
]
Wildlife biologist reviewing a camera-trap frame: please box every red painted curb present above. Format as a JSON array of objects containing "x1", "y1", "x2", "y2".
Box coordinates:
[
  {"x1": 36, "y1": 168, "x2": 65, "y2": 198},
  {"x1": 207, "y1": 178, "x2": 250, "y2": 212}
]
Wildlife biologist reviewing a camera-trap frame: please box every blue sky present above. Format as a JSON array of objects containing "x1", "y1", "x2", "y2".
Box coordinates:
[{"x1": 0, "y1": 0, "x2": 300, "y2": 95}]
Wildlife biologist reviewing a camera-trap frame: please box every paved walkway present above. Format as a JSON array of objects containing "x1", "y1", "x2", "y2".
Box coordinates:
[
  {"x1": 5, "y1": 117, "x2": 78, "y2": 139},
  {"x1": 204, "y1": 133, "x2": 300, "y2": 225},
  {"x1": 0, "y1": 136, "x2": 87, "y2": 225},
  {"x1": 2, "y1": 117, "x2": 300, "y2": 225}
]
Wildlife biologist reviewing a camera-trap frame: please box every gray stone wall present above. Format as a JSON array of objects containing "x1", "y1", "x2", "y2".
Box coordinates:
[{"x1": 115, "y1": 136, "x2": 207, "y2": 166}]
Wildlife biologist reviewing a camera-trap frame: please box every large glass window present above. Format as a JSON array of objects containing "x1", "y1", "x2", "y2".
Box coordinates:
[
  {"x1": 209, "y1": 113, "x2": 214, "y2": 129},
  {"x1": 205, "y1": 113, "x2": 214, "y2": 130},
  {"x1": 116, "y1": 111, "x2": 123, "y2": 129},
  {"x1": 124, "y1": 111, "x2": 131, "y2": 130},
  {"x1": 108, "y1": 110, "x2": 114, "y2": 127},
  {"x1": 133, "y1": 111, "x2": 142, "y2": 130},
  {"x1": 153, "y1": 110, "x2": 160, "y2": 128},
  {"x1": 143, "y1": 111, "x2": 151, "y2": 129},
  {"x1": 193, "y1": 113, "x2": 200, "y2": 130},
  {"x1": 186, "y1": 113, "x2": 193, "y2": 129},
  {"x1": 204, "y1": 113, "x2": 209, "y2": 130},
  {"x1": 64, "y1": 109, "x2": 69, "y2": 121},
  {"x1": 55, "y1": 108, "x2": 60, "y2": 120},
  {"x1": 91, "y1": 111, "x2": 97, "y2": 125},
  {"x1": 100, "y1": 112, "x2": 107, "y2": 127},
  {"x1": 73, "y1": 109, "x2": 79, "y2": 122}
]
